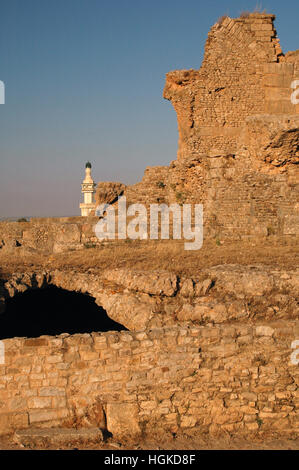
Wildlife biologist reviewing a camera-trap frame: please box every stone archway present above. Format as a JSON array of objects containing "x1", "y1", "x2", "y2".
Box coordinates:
[
  {"x1": 0, "y1": 270, "x2": 162, "y2": 333},
  {"x1": 0, "y1": 285, "x2": 127, "y2": 340}
]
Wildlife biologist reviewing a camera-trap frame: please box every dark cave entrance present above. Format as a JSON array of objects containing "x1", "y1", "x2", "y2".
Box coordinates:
[{"x1": 0, "y1": 286, "x2": 127, "y2": 340}]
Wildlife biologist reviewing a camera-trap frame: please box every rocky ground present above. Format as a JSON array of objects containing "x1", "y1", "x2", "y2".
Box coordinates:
[{"x1": 0, "y1": 429, "x2": 299, "y2": 450}]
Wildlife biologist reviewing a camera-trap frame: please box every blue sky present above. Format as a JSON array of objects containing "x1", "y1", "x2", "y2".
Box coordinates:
[{"x1": 0, "y1": 0, "x2": 298, "y2": 217}]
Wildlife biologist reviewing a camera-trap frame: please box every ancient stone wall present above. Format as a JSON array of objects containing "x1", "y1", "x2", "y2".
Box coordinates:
[
  {"x1": 1, "y1": 15, "x2": 298, "y2": 248},
  {"x1": 0, "y1": 267, "x2": 298, "y2": 438},
  {"x1": 0, "y1": 217, "x2": 101, "y2": 254},
  {"x1": 0, "y1": 12, "x2": 298, "y2": 443},
  {"x1": 122, "y1": 151, "x2": 298, "y2": 240},
  {"x1": 163, "y1": 13, "x2": 299, "y2": 158},
  {"x1": 0, "y1": 323, "x2": 298, "y2": 437},
  {"x1": 120, "y1": 13, "x2": 299, "y2": 241}
]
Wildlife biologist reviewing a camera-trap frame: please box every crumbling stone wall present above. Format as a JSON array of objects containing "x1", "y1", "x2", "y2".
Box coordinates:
[
  {"x1": 0, "y1": 217, "x2": 101, "y2": 254},
  {"x1": 163, "y1": 13, "x2": 299, "y2": 158},
  {"x1": 121, "y1": 13, "x2": 299, "y2": 241},
  {"x1": 0, "y1": 268, "x2": 298, "y2": 438},
  {"x1": 0, "y1": 323, "x2": 298, "y2": 437},
  {"x1": 1, "y1": 14, "x2": 298, "y2": 247}
]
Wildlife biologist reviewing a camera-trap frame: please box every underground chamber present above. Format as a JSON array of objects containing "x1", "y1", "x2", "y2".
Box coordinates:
[{"x1": 0, "y1": 285, "x2": 127, "y2": 339}]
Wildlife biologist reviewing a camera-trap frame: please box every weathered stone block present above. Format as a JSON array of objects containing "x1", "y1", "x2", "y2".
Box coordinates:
[
  {"x1": 28, "y1": 397, "x2": 52, "y2": 409},
  {"x1": 106, "y1": 403, "x2": 141, "y2": 437},
  {"x1": 14, "y1": 427, "x2": 103, "y2": 447},
  {"x1": 256, "y1": 326, "x2": 274, "y2": 337},
  {"x1": 29, "y1": 408, "x2": 69, "y2": 424},
  {"x1": 39, "y1": 387, "x2": 65, "y2": 397},
  {"x1": 180, "y1": 415, "x2": 197, "y2": 428}
]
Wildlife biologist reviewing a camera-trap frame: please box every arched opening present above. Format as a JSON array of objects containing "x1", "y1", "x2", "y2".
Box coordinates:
[{"x1": 0, "y1": 286, "x2": 127, "y2": 339}]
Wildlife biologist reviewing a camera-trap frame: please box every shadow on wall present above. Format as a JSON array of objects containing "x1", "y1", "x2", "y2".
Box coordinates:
[{"x1": 0, "y1": 286, "x2": 127, "y2": 340}]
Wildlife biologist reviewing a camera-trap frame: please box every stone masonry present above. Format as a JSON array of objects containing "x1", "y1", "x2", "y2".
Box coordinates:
[
  {"x1": 163, "y1": 13, "x2": 299, "y2": 158},
  {"x1": 0, "y1": 217, "x2": 100, "y2": 254},
  {"x1": 0, "y1": 266, "x2": 298, "y2": 437},
  {"x1": 1, "y1": 14, "x2": 298, "y2": 248},
  {"x1": 123, "y1": 13, "x2": 299, "y2": 241},
  {"x1": 0, "y1": 323, "x2": 298, "y2": 437},
  {"x1": 0, "y1": 13, "x2": 298, "y2": 441}
]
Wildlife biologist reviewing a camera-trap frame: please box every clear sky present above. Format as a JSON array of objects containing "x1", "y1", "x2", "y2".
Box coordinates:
[{"x1": 0, "y1": 0, "x2": 298, "y2": 217}]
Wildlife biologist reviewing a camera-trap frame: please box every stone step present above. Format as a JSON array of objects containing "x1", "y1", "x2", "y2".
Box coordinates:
[{"x1": 14, "y1": 427, "x2": 104, "y2": 447}]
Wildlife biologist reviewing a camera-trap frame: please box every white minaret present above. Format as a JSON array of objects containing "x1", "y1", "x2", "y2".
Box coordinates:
[{"x1": 79, "y1": 162, "x2": 96, "y2": 216}]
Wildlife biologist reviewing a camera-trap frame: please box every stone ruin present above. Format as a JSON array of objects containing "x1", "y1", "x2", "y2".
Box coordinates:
[
  {"x1": 0, "y1": 13, "x2": 298, "y2": 252},
  {"x1": 123, "y1": 13, "x2": 299, "y2": 240},
  {"x1": 0, "y1": 266, "x2": 298, "y2": 437},
  {"x1": 0, "y1": 13, "x2": 298, "y2": 442}
]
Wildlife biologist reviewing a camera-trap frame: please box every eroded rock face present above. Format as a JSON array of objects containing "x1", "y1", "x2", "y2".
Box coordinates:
[
  {"x1": 96, "y1": 292, "x2": 156, "y2": 331},
  {"x1": 103, "y1": 269, "x2": 178, "y2": 297},
  {"x1": 240, "y1": 115, "x2": 299, "y2": 169},
  {"x1": 106, "y1": 403, "x2": 141, "y2": 438},
  {"x1": 1, "y1": 265, "x2": 298, "y2": 332},
  {"x1": 94, "y1": 182, "x2": 126, "y2": 207}
]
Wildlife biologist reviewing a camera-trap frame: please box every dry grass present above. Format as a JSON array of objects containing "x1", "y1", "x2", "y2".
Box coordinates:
[
  {"x1": 0, "y1": 238, "x2": 298, "y2": 278},
  {"x1": 253, "y1": 3, "x2": 268, "y2": 13},
  {"x1": 240, "y1": 11, "x2": 251, "y2": 18},
  {"x1": 240, "y1": 4, "x2": 268, "y2": 17},
  {"x1": 218, "y1": 5, "x2": 269, "y2": 27},
  {"x1": 217, "y1": 15, "x2": 229, "y2": 26}
]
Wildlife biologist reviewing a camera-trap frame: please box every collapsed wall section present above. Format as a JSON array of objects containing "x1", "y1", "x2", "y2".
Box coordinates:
[
  {"x1": 0, "y1": 217, "x2": 101, "y2": 254},
  {"x1": 120, "y1": 13, "x2": 299, "y2": 241},
  {"x1": 1, "y1": 15, "x2": 298, "y2": 248},
  {"x1": 163, "y1": 13, "x2": 299, "y2": 159}
]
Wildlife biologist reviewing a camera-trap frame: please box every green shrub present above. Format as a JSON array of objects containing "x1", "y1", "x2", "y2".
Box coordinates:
[
  {"x1": 84, "y1": 242, "x2": 97, "y2": 249},
  {"x1": 217, "y1": 15, "x2": 228, "y2": 25},
  {"x1": 175, "y1": 192, "x2": 186, "y2": 205},
  {"x1": 256, "y1": 417, "x2": 263, "y2": 427}
]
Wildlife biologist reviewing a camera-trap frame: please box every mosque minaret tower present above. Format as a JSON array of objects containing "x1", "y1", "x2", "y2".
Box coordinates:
[{"x1": 79, "y1": 162, "x2": 96, "y2": 216}]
